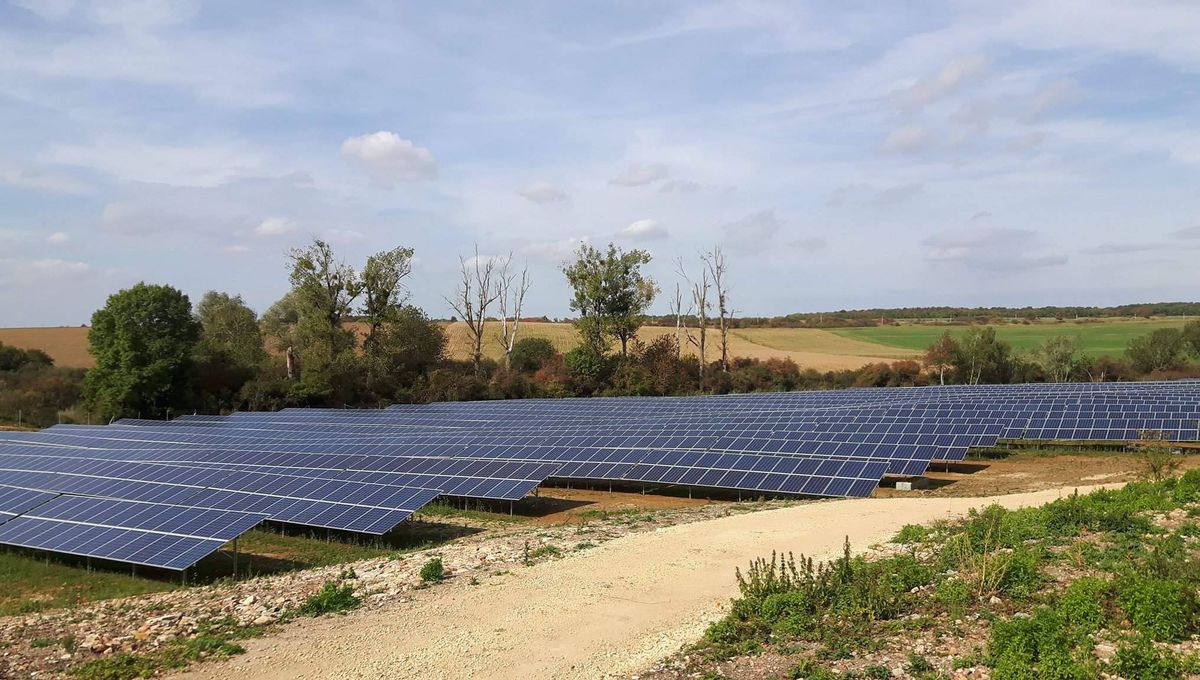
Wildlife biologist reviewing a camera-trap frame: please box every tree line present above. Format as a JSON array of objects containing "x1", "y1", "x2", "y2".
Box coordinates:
[{"x1": 2, "y1": 238, "x2": 1200, "y2": 426}]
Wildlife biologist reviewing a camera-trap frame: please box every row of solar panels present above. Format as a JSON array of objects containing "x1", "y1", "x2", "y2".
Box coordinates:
[{"x1": 1, "y1": 381, "x2": 1198, "y2": 570}]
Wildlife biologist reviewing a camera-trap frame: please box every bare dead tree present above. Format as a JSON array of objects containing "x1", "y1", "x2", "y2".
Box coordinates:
[
  {"x1": 677, "y1": 257, "x2": 711, "y2": 388},
  {"x1": 445, "y1": 244, "x2": 502, "y2": 373},
  {"x1": 703, "y1": 246, "x2": 731, "y2": 373},
  {"x1": 496, "y1": 254, "x2": 531, "y2": 369},
  {"x1": 668, "y1": 282, "x2": 685, "y2": 359}
]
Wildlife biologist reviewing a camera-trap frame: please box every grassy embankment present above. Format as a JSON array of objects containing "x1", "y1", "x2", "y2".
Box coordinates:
[{"x1": 687, "y1": 469, "x2": 1200, "y2": 679}]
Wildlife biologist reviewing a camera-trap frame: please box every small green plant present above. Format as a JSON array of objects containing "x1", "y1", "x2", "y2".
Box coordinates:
[
  {"x1": 906, "y1": 653, "x2": 934, "y2": 673},
  {"x1": 297, "y1": 581, "x2": 361, "y2": 617},
  {"x1": 529, "y1": 544, "x2": 562, "y2": 559},
  {"x1": 420, "y1": 557, "x2": 446, "y2": 583},
  {"x1": 893, "y1": 523, "x2": 930, "y2": 544},
  {"x1": 863, "y1": 665, "x2": 891, "y2": 679},
  {"x1": 1111, "y1": 634, "x2": 1182, "y2": 680},
  {"x1": 1116, "y1": 575, "x2": 1198, "y2": 641},
  {"x1": 786, "y1": 658, "x2": 837, "y2": 679}
]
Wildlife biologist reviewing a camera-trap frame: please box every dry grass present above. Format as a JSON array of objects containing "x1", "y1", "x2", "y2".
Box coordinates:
[
  {"x1": 0, "y1": 326, "x2": 93, "y2": 368},
  {"x1": 1, "y1": 322, "x2": 907, "y2": 372}
]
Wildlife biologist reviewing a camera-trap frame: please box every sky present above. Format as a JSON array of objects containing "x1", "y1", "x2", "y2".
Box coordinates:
[{"x1": 1, "y1": 0, "x2": 1199, "y2": 326}]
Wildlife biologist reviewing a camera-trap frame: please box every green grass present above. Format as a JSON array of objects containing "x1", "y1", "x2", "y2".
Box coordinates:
[
  {"x1": 686, "y1": 470, "x2": 1200, "y2": 678},
  {"x1": 829, "y1": 318, "x2": 1192, "y2": 358},
  {"x1": 0, "y1": 525, "x2": 454, "y2": 616},
  {"x1": 0, "y1": 552, "x2": 176, "y2": 616}
]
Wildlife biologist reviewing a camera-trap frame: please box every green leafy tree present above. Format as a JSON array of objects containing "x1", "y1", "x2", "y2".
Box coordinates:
[
  {"x1": 195, "y1": 291, "x2": 265, "y2": 368},
  {"x1": 509, "y1": 337, "x2": 557, "y2": 373},
  {"x1": 1126, "y1": 328, "x2": 1186, "y2": 374},
  {"x1": 923, "y1": 331, "x2": 959, "y2": 385},
  {"x1": 1182, "y1": 319, "x2": 1200, "y2": 357},
  {"x1": 562, "y1": 243, "x2": 657, "y2": 357},
  {"x1": 953, "y1": 327, "x2": 1014, "y2": 385},
  {"x1": 286, "y1": 240, "x2": 361, "y2": 400},
  {"x1": 82, "y1": 283, "x2": 200, "y2": 418},
  {"x1": 359, "y1": 246, "x2": 414, "y2": 352},
  {"x1": 1037, "y1": 335, "x2": 1081, "y2": 383},
  {"x1": 194, "y1": 291, "x2": 266, "y2": 411}
]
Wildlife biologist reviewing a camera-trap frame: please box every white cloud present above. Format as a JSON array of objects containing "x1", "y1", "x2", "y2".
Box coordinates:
[
  {"x1": 609, "y1": 163, "x2": 669, "y2": 187},
  {"x1": 828, "y1": 182, "x2": 923, "y2": 206},
  {"x1": 521, "y1": 236, "x2": 589, "y2": 263},
  {"x1": 323, "y1": 228, "x2": 366, "y2": 244},
  {"x1": 46, "y1": 231, "x2": 70, "y2": 244},
  {"x1": 889, "y1": 54, "x2": 988, "y2": 111},
  {"x1": 721, "y1": 210, "x2": 783, "y2": 252},
  {"x1": 790, "y1": 236, "x2": 828, "y2": 252},
  {"x1": 923, "y1": 223, "x2": 1066, "y2": 271},
  {"x1": 253, "y1": 217, "x2": 295, "y2": 237},
  {"x1": 517, "y1": 181, "x2": 568, "y2": 204},
  {"x1": 619, "y1": 218, "x2": 667, "y2": 240},
  {"x1": 224, "y1": 244, "x2": 252, "y2": 254},
  {"x1": 659, "y1": 179, "x2": 702, "y2": 194},
  {"x1": 881, "y1": 126, "x2": 933, "y2": 153},
  {"x1": 1079, "y1": 242, "x2": 1162, "y2": 255},
  {"x1": 10, "y1": 0, "x2": 74, "y2": 20},
  {"x1": 0, "y1": 162, "x2": 93, "y2": 195},
  {"x1": 340, "y1": 131, "x2": 437, "y2": 187},
  {"x1": 42, "y1": 140, "x2": 263, "y2": 188},
  {"x1": 1173, "y1": 226, "x2": 1200, "y2": 239},
  {"x1": 1029, "y1": 79, "x2": 1081, "y2": 120},
  {"x1": 0, "y1": 257, "x2": 97, "y2": 285}
]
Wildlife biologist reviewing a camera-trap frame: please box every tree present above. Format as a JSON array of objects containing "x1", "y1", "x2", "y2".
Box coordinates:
[
  {"x1": 953, "y1": 327, "x2": 1014, "y2": 385},
  {"x1": 196, "y1": 291, "x2": 265, "y2": 368},
  {"x1": 509, "y1": 337, "x2": 556, "y2": 373},
  {"x1": 82, "y1": 283, "x2": 200, "y2": 418},
  {"x1": 562, "y1": 243, "x2": 657, "y2": 358},
  {"x1": 194, "y1": 292, "x2": 266, "y2": 411},
  {"x1": 1182, "y1": 319, "x2": 1200, "y2": 357},
  {"x1": 677, "y1": 257, "x2": 711, "y2": 387},
  {"x1": 286, "y1": 239, "x2": 361, "y2": 399},
  {"x1": 923, "y1": 331, "x2": 959, "y2": 385},
  {"x1": 703, "y1": 247, "x2": 732, "y2": 372},
  {"x1": 359, "y1": 246, "x2": 414, "y2": 352},
  {"x1": 1126, "y1": 328, "x2": 1187, "y2": 373},
  {"x1": 495, "y1": 255, "x2": 530, "y2": 369},
  {"x1": 446, "y1": 245, "x2": 501, "y2": 373},
  {"x1": 1037, "y1": 335, "x2": 1080, "y2": 383}
]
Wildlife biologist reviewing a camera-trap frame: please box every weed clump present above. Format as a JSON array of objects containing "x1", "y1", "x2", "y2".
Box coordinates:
[
  {"x1": 297, "y1": 581, "x2": 361, "y2": 617},
  {"x1": 419, "y1": 557, "x2": 446, "y2": 583}
]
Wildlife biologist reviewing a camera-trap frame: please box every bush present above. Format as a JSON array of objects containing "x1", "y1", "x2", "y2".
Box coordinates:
[
  {"x1": 420, "y1": 557, "x2": 446, "y2": 583},
  {"x1": 509, "y1": 337, "x2": 557, "y2": 373},
  {"x1": 935, "y1": 577, "x2": 972, "y2": 610},
  {"x1": 1116, "y1": 575, "x2": 1198, "y2": 641},
  {"x1": 1111, "y1": 635, "x2": 1182, "y2": 680},
  {"x1": 297, "y1": 581, "x2": 361, "y2": 616},
  {"x1": 893, "y1": 523, "x2": 929, "y2": 544},
  {"x1": 1057, "y1": 578, "x2": 1108, "y2": 633}
]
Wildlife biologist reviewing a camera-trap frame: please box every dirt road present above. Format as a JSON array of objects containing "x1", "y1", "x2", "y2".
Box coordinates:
[{"x1": 173, "y1": 486, "x2": 1100, "y2": 680}]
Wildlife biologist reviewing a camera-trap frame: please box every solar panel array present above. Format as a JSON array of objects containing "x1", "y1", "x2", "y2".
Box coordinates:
[{"x1": 0, "y1": 380, "x2": 1197, "y2": 570}]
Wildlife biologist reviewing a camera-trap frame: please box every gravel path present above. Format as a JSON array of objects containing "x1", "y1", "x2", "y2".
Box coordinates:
[{"x1": 172, "y1": 486, "x2": 1098, "y2": 680}]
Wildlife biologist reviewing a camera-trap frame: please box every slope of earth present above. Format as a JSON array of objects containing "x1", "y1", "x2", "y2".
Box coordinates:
[
  {"x1": 170, "y1": 485, "x2": 1102, "y2": 680},
  {"x1": 0, "y1": 326, "x2": 93, "y2": 368},
  {"x1": 830, "y1": 317, "x2": 1193, "y2": 358}
]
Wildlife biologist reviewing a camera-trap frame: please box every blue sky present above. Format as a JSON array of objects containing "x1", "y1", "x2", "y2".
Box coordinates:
[{"x1": 1, "y1": 0, "x2": 1199, "y2": 326}]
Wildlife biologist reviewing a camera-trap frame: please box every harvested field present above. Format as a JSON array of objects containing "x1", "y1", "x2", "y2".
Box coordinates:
[{"x1": 0, "y1": 326, "x2": 92, "y2": 368}]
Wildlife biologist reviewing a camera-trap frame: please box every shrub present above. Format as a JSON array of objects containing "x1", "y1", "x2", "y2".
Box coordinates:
[
  {"x1": 1116, "y1": 576, "x2": 1197, "y2": 641},
  {"x1": 998, "y1": 547, "x2": 1043, "y2": 598},
  {"x1": 508, "y1": 337, "x2": 557, "y2": 373},
  {"x1": 893, "y1": 523, "x2": 929, "y2": 544},
  {"x1": 297, "y1": 581, "x2": 361, "y2": 617},
  {"x1": 420, "y1": 557, "x2": 446, "y2": 583},
  {"x1": 1057, "y1": 578, "x2": 1108, "y2": 633},
  {"x1": 1111, "y1": 635, "x2": 1182, "y2": 680},
  {"x1": 935, "y1": 577, "x2": 972, "y2": 610}
]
